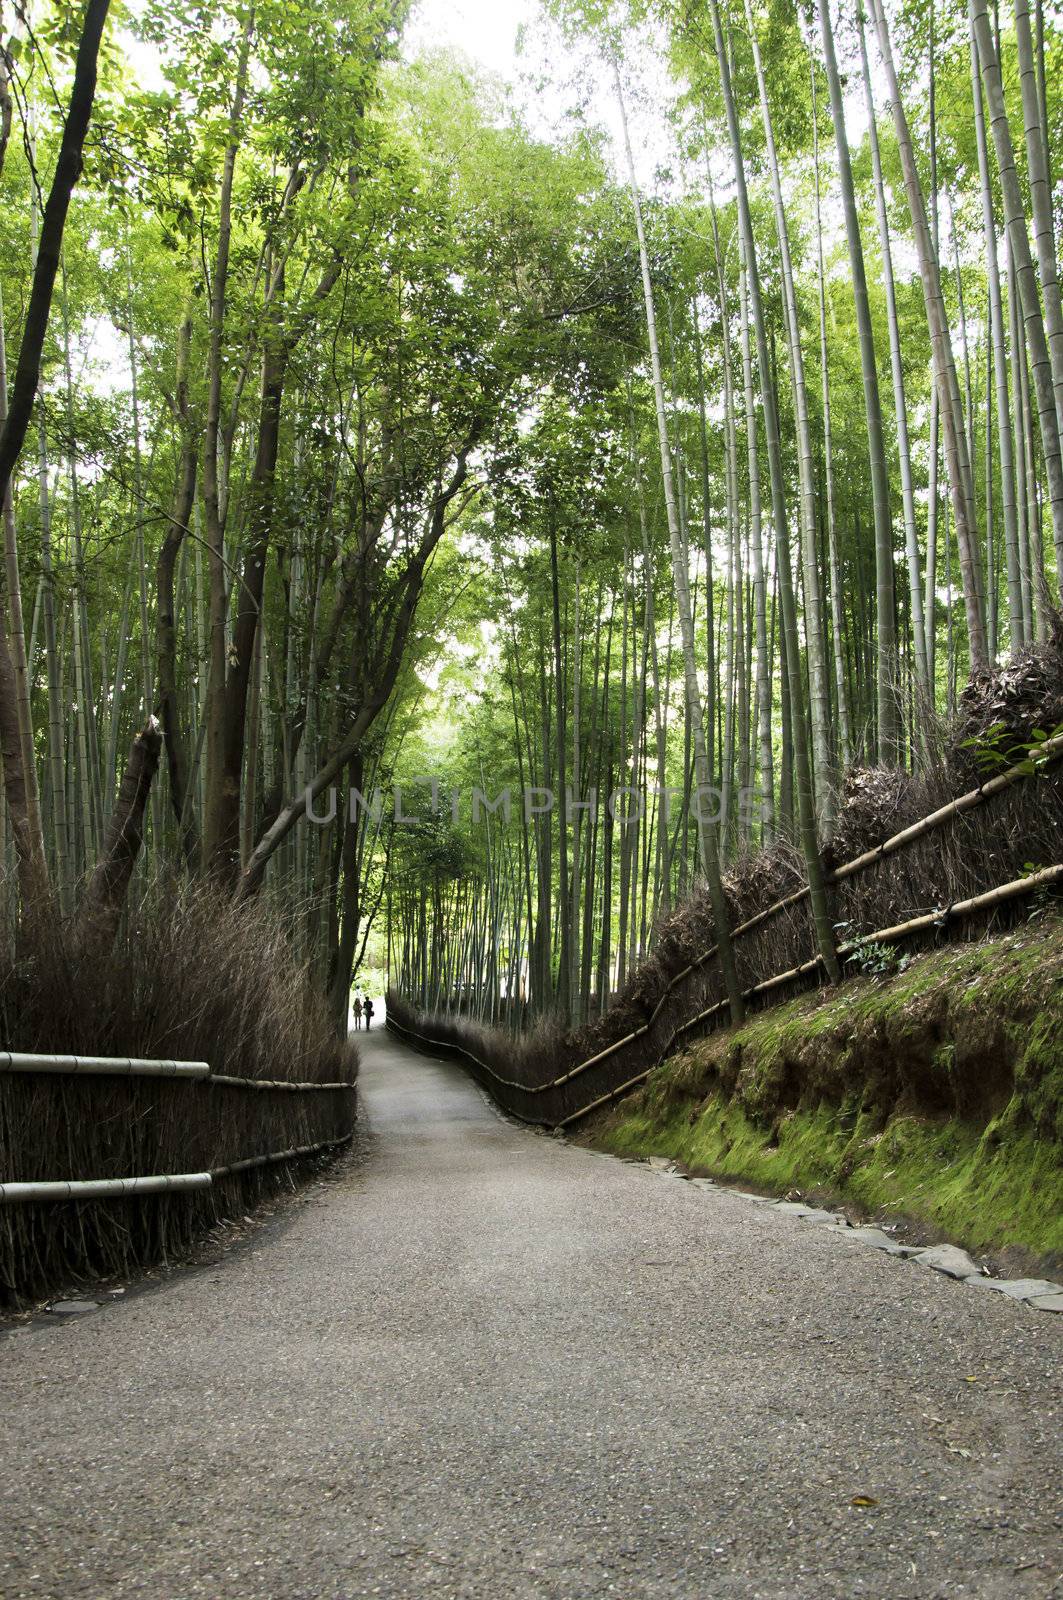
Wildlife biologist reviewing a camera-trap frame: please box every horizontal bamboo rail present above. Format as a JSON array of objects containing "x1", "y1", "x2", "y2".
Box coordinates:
[
  {"x1": 397, "y1": 860, "x2": 1063, "y2": 1129},
  {"x1": 610, "y1": 735, "x2": 1063, "y2": 1032},
  {"x1": 401, "y1": 745, "x2": 1063, "y2": 1100},
  {"x1": 0, "y1": 1173, "x2": 212, "y2": 1203},
  {"x1": 0, "y1": 1054, "x2": 354, "y2": 1091},
  {"x1": 830, "y1": 735, "x2": 1063, "y2": 881},
  {"x1": 555, "y1": 862, "x2": 1063, "y2": 1127},
  {"x1": 384, "y1": 1013, "x2": 541, "y2": 1093},
  {"x1": 209, "y1": 1074, "x2": 354, "y2": 1092},
  {"x1": 0, "y1": 1134, "x2": 356, "y2": 1205},
  {"x1": 0, "y1": 1053, "x2": 209, "y2": 1079},
  {"x1": 211, "y1": 1133, "x2": 354, "y2": 1177},
  {"x1": 383, "y1": 1015, "x2": 555, "y2": 1123},
  {"x1": 836, "y1": 860, "x2": 1063, "y2": 948},
  {"x1": 8, "y1": 745, "x2": 1057, "y2": 1197}
]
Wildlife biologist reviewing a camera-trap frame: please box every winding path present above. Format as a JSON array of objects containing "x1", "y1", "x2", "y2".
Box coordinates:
[{"x1": 2, "y1": 1026, "x2": 1061, "y2": 1598}]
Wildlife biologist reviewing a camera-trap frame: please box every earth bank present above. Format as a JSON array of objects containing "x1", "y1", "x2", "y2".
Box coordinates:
[{"x1": 581, "y1": 919, "x2": 1063, "y2": 1269}]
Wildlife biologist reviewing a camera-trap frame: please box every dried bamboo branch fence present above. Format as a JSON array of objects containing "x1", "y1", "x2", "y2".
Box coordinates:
[
  {"x1": 0, "y1": 1055, "x2": 356, "y2": 1206},
  {"x1": 0, "y1": 879, "x2": 361, "y2": 1298},
  {"x1": 388, "y1": 740, "x2": 1063, "y2": 1128},
  {"x1": 0, "y1": 1052, "x2": 357, "y2": 1298}
]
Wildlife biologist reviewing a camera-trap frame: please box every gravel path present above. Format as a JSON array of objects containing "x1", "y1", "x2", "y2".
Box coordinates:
[{"x1": 2, "y1": 1025, "x2": 1061, "y2": 1599}]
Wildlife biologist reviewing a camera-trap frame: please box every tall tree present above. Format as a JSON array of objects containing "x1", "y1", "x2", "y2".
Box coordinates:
[
  {"x1": 613, "y1": 58, "x2": 745, "y2": 1024},
  {"x1": 704, "y1": 0, "x2": 840, "y2": 983},
  {"x1": 818, "y1": 0, "x2": 897, "y2": 759}
]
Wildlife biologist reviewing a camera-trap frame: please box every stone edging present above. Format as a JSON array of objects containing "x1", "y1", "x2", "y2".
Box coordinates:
[{"x1": 632, "y1": 1156, "x2": 1063, "y2": 1314}]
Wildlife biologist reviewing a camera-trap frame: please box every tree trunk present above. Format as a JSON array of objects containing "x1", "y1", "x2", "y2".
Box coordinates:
[
  {"x1": 868, "y1": 0, "x2": 989, "y2": 669},
  {"x1": 708, "y1": 0, "x2": 839, "y2": 980},
  {"x1": 201, "y1": 15, "x2": 253, "y2": 878},
  {"x1": 78, "y1": 717, "x2": 162, "y2": 952},
  {"x1": 613, "y1": 57, "x2": 745, "y2": 1024},
  {"x1": 155, "y1": 313, "x2": 199, "y2": 861},
  {"x1": 819, "y1": 0, "x2": 899, "y2": 758},
  {"x1": 0, "y1": 0, "x2": 111, "y2": 498},
  {"x1": 0, "y1": 289, "x2": 45, "y2": 871},
  {"x1": 0, "y1": 0, "x2": 111, "y2": 926}
]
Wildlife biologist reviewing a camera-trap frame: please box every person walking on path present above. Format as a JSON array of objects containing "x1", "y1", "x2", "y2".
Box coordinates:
[
  {"x1": 352, "y1": 997, "x2": 363, "y2": 1031},
  {"x1": 363, "y1": 997, "x2": 375, "y2": 1030}
]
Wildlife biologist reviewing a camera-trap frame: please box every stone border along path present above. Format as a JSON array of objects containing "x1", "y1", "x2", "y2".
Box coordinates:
[{"x1": 623, "y1": 1157, "x2": 1063, "y2": 1314}]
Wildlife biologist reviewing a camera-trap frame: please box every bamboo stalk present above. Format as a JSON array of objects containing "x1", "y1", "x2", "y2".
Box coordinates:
[
  {"x1": 550, "y1": 736, "x2": 1063, "y2": 1042},
  {"x1": 560, "y1": 865, "x2": 1062, "y2": 1123}
]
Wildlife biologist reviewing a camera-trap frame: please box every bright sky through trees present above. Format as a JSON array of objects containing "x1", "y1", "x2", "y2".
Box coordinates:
[{"x1": 407, "y1": 0, "x2": 537, "y2": 78}]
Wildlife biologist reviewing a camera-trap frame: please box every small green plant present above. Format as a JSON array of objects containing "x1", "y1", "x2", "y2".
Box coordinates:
[
  {"x1": 835, "y1": 921, "x2": 911, "y2": 979},
  {"x1": 1019, "y1": 861, "x2": 1056, "y2": 924},
  {"x1": 960, "y1": 719, "x2": 1063, "y2": 777}
]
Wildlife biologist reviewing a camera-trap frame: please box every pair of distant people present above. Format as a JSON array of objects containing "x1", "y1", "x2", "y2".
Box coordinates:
[{"x1": 352, "y1": 996, "x2": 375, "y2": 1031}]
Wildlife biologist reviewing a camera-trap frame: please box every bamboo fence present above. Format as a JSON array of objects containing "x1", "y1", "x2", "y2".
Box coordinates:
[
  {"x1": 389, "y1": 860, "x2": 1062, "y2": 1126},
  {"x1": 0, "y1": 1056, "x2": 356, "y2": 1204},
  {"x1": 389, "y1": 738, "x2": 1063, "y2": 1127}
]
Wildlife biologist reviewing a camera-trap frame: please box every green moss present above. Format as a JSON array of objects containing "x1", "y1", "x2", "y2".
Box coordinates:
[
  {"x1": 589, "y1": 921, "x2": 1063, "y2": 1260},
  {"x1": 1014, "y1": 1009, "x2": 1063, "y2": 1139}
]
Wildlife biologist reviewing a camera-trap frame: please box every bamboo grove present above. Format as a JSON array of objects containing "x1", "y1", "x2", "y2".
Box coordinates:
[
  {"x1": 387, "y1": 0, "x2": 1063, "y2": 1026},
  {"x1": 0, "y1": 0, "x2": 1058, "y2": 1041}
]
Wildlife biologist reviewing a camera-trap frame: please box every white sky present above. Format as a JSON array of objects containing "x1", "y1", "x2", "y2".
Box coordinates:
[
  {"x1": 403, "y1": 0, "x2": 682, "y2": 192},
  {"x1": 405, "y1": 0, "x2": 539, "y2": 82}
]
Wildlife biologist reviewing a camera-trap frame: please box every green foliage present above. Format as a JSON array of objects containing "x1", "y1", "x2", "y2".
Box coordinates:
[
  {"x1": 835, "y1": 922, "x2": 911, "y2": 979},
  {"x1": 2, "y1": 0, "x2": 1061, "y2": 1015},
  {"x1": 959, "y1": 721, "x2": 1063, "y2": 777}
]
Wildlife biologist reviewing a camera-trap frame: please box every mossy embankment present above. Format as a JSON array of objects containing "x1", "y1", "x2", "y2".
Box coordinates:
[{"x1": 583, "y1": 919, "x2": 1063, "y2": 1265}]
